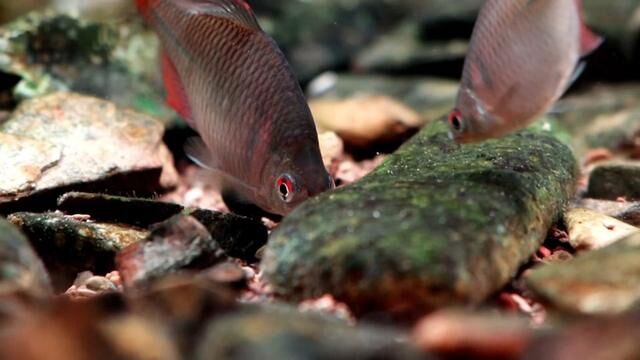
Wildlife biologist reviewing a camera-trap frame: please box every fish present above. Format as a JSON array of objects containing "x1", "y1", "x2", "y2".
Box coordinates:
[
  {"x1": 136, "y1": 0, "x2": 333, "y2": 217},
  {"x1": 448, "y1": 0, "x2": 603, "y2": 143}
]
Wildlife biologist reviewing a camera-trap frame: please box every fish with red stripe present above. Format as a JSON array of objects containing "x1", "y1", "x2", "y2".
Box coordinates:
[
  {"x1": 448, "y1": 0, "x2": 603, "y2": 143},
  {"x1": 136, "y1": 0, "x2": 333, "y2": 217}
]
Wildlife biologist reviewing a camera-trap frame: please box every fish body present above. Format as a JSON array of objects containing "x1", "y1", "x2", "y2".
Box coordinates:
[
  {"x1": 448, "y1": 0, "x2": 602, "y2": 143},
  {"x1": 137, "y1": 0, "x2": 333, "y2": 217}
]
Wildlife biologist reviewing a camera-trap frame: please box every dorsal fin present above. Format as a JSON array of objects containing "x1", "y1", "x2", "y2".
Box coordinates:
[
  {"x1": 170, "y1": 0, "x2": 261, "y2": 31},
  {"x1": 160, "y1": 52, "x2": 193, "y2": 125}
]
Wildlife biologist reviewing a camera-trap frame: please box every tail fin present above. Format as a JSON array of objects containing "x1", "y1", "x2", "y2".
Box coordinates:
[{"x1": 574, "y1": 0, "x2": 603, "y2": 56}]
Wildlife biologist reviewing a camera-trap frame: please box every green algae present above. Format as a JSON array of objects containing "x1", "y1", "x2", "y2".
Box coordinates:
[
  {"x1": 262, "y1": 119, "x2": 577, "y2": 320},
  {"x1": 0, "y1": 11, "x2": 174, "y2": 122}
]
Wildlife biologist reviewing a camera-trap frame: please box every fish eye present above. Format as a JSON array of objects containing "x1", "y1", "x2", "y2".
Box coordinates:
[
  {"x1": 276, "y1": 174, "x2": 296, "y2": 203},
  {"x1": 448, "y1": 110, "x2": 465, "y2": 133}
]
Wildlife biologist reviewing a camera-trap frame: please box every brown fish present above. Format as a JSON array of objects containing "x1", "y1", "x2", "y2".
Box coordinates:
[
  {"x1": 137, "y1": 0, "x2": 333, "y2": 217},
  {"x1": 448, "y1": 0, "x2": 602, "y2": 143}
]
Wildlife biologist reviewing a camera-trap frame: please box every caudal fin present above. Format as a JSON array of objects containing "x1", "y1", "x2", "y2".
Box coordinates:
[{"x1": 574, "y1": 0, "x2": 603, "y2": 56}]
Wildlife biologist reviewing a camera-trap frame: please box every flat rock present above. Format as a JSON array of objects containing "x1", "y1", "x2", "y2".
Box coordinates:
[
  {"x1": 0, "y1": 133, "x2": 61, "y2": 199},
  {"x1": 116, "y1": 215, "x2": 227, "y2": 288},
  {"x1": 0, "y1": 92, "x2": 178, "y2": 211},
  {"x1": 262, "y1": 120, "x2": 577, "y2": 320},
  {"x1": 527, "y1": 232, "x2": 640, "y2": 315},
  {"x1": 7, "y1": 211, "x2": 148, "y2": 290},
  {"x1": 564, "y1": 208, "x2": 639, "y2": 250},
  {"x1": 523, "y1": 310, "x2": 640, "y2": 360},
  {"x1": 57, "y1": 192, "x2": 186, "y2": 228},
  {"x1": 57, "y1": 192, "x2": 269, "y2": 261},
  {"x1": 307, "y1": 73, "x2": 458, "y2": 124},
  {"x1": 310, "y1": 95, "x2": 422, "y2": 150},
  {"x1": 572, "y1": 198, "x2": 640, "y2": 226},
  {"x1": 0, "y1": 217, "x2": 51, "y2": 298},
  {"x1": 195, "y1": 305, "x2": 425, "y2": 360},
  {"x1": 587, "y1": 161, "x2": 640, "y2": 200}
]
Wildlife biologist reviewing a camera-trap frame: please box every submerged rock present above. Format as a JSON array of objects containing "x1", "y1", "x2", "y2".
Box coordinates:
[
  {"x1": 413, "y1": 310, "x2": 532, "y2": 360},
  {"x1": 0, "y1": 93, "x2": 178, "y2": 212},
  {"x1": 116, "y1": 215, "x2": 227, "y2": 288},
  {"x1": 618, "y1": 203, "x2": 640, "y2": 226},
  {"x1": 263, "y1": 120, "x2": 577, "y2": 320},
  {"x1": 557, "y1": 89, "x2": 640, "y2": 157},
  {"x1": 0, "y1": 11, "x2": 173, "y2": 120},
  {"x1": 0, "y1": 294, "x2": 181, "y2": 360},
  {"x1": 564, "y1": 208, "x2": 639, "y2": 250},
  {"x1": 318, "y1": 131, "x2": 344, "y2": 170},
  {"x1": 527, "y1": 232, "x2": 640, "y2": 315},
  {"x1": 307, "y1": 73, "x2": 458, "y2": 124},
  {"x1": 57, "y1": 192, "x2": 184, "y2": 228},
  {"x1": 587, "y1": 161, "x2": 640, "y2": 200},
  {"x1": 57, "y1": 192, "x2": 269, "y2": 261},
  {"x1": 523, "y1": 310, "x2": 640, "y2": 360},
  {"x1": 195, "y1": 305, "x2": 424, "y2": 360},
  {"x1": 310, "y1": 95, "x2": 422, "y2": 150},
  {"x1": 7, "y1": 211, "x2": 148, "y2": 290},
  {"x1": 0, "y1": 217, "x2": 51, "y2": 298}
]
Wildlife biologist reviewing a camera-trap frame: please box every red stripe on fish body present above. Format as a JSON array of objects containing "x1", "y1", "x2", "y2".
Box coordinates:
[{"x1": 140, "y1": 0, "x2": 331, "y2": 216}]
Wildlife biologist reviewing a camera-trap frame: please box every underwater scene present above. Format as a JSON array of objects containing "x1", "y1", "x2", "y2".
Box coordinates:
[{"x1": 0, "y1": 0, "x2": 639, "y2": 359}]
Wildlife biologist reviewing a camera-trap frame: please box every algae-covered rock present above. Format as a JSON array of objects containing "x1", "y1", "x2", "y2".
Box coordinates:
[
  {"x1": 0, "y1": 217, "x2": 51, "y2": 298},
  {"x1": 526, "y1": 232, "x2": 640, "y2": 315},
  {"x1": 0, "y1": 10, "x2": 173, "y2": 120},
  {"x1": 195, "y1": 305, "x2": 425, "y2": 360},
  {"x1": 263, "y1": 120, "x2": 577, "y2": 320},
  {"x1": 57, "y1": 192, "x2": 269, "y2": 261},
  {"x1": 587, "y1": 161, "x2": 640, "y2": 200},
  {"x1": 7, "y1": 211, "x2": 148, "y2": 290}
]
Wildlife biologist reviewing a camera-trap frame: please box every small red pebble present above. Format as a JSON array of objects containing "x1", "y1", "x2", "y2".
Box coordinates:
[
  {"x1": 537, "y1": 246, "x2": 551, "y2": 258},
  {"x1": 617, "y1": 197, "x2": 627, "y2": 203},
  {"x1": 583, "y1": 148, "x2": 614, "y2": 166},
  {"x1": 499, "y1": 292, "x2": 519, "y2": 312}
]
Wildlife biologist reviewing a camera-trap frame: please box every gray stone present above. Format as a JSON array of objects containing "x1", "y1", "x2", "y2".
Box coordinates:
[{"x1": 527, "y1": 232, "x2": 640, "y2": 315}]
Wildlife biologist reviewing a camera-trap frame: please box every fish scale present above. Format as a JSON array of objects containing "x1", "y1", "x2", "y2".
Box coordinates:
[
  {"x1": 449, "y1": 0, "x2": 602, "y2": 143},
  {"x1": 139, "y1": 0, "x2": 332, "y2": 217}
]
